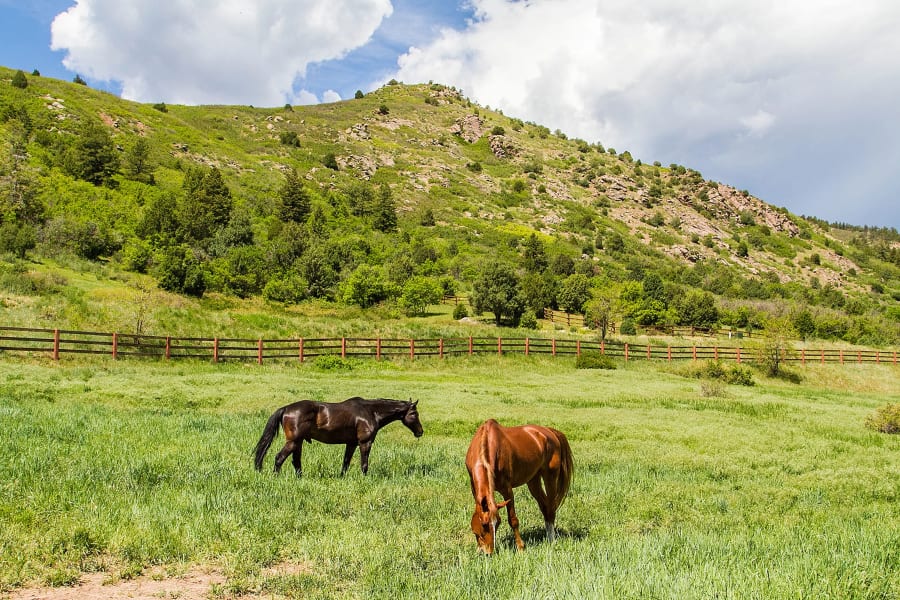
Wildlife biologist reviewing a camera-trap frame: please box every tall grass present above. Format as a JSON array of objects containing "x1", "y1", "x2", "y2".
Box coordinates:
[{"x1": 0, "y1": 356, "x2": 897, "y2": 598}]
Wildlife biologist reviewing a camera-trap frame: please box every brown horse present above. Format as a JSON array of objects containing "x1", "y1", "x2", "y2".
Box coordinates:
[
  {"x1": 254, "y1": 397, "x2": 423, "y2": 476},
  {"x1": 465, "y1": 419, "x2": 573, "y2": 554}
]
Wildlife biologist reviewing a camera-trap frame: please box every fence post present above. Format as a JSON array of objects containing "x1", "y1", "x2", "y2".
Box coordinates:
[
  {"x1": 165, "y1": 336, "x2": 171, "y2": 360},
  {"x1": 552, "y1": 339, "x2": 557, "y2": 356},
  {"x1": 439, "y1": 338, "x2": 444, "y2": 359},
  {"x1": 341, "y1": 337, "x2": 346, "y2": 359},
  {"x1": 647, "y1": 344, "x2": 651, "y2": 360},
  {"x1": 876, "y1": 351, "x2": 880, "y2": 364},
  {"x1": 801, "y1": 348, "x2": 805, "y2": 365},
  {"x1": 213, "y1": 338, "x2": 219, "y2": 363},
  {"x1": 468, "y1": 336, "x2": 473, "y2": 355},
  {"x1": 736, "y1": 347, "x2": 741, "y2": 364},
  {"x1": 53, "y1": 329, "x2": 60, "y2": 361},
  {"x1": 299, "y1": 338, "x2": 304, "y2": 363},
  {"x1": 858, "y1": 350, "x2": 861, "y2": 363},
  {"x1": 497, "y1": 337, "x2": 502, "y2": 357},
  {"x1": 112, "y1": 332, "x2": 118, "y2": 360},
  {"x1": 376, "y1": 338, "x2": 382, "y2": 361},
  {"x1": 625, "y1": 343, "x2": 629, "y2": 362},
  {"x1": 600, "y1": 339, "x2": 605, "y2": 355},
  {"x1": 668, "y1": 346, "x2": 672, "y2": 362},
  {"x1": 821, "y1": 349, "x2": 825, "y2": 364},
  {"x1": 256, "y1": 339, "x2": 263, "y2": 365},
  {"x1": 577, "y1": 340, "x2": 581, "y2": 356},
  {"x1": 714, "y1": 346, "x2": 718, "y2": 361},
  {"x1": 839, "y1": 349, "x2": 843, "y2": 364},
  {"x1": 692, "y1": 346, "x2": 696, "y2": 361},
  {"x1": 409, "y1": 339, "x2": 415, "y2": 360},
  {"x1": 525, "y1": 337, "x2": 530, "y2": 357}
]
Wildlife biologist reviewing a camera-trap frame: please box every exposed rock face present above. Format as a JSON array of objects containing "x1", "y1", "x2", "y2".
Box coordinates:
[
  {"x1": 450, "y1": 114, "x2": 485, "y2": 143},
  {"x1": 338, "y1": 154, "x2": 378, "y2": 179},
  {"x1": 489, "y1": 134, "x2": 515, "y2": 158},
  {"x1": 346, "y1": 123, "x2": 370, "y2": 140}
]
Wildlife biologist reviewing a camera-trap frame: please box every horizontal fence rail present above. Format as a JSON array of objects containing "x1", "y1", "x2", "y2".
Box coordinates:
[{"x1": 1, "y1": 326, "x2": 896, "y2": 367}]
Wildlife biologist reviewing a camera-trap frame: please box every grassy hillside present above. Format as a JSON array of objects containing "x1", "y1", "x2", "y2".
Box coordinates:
[{"x1": 1, "y1": 66, "x2": 898, "y2": 344}]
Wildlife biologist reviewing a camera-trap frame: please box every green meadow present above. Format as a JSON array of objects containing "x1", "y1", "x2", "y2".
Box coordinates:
[{"x1": 0, "y1": 355, "x2": 897, "y2": 599}]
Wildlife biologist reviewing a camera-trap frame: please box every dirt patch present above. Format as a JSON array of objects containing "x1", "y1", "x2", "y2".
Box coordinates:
[{"x1": 4, "y1": 568, "x2": 225, "y2": 600}]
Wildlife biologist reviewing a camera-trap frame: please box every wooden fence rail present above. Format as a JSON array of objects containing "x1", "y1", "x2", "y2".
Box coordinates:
[{"x1": 1, "y1": 326, "x2": 896, "y2": 366}]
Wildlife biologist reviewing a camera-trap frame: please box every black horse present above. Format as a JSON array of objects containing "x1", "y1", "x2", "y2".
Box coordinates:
[{"x1": 254, "y1": 397, "x2": 423, "y2": 476}]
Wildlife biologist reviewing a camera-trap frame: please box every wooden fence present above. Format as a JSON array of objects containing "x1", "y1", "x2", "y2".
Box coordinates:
[{"x1": 1, "y1": 326, "x2": 896, "y2": 366}]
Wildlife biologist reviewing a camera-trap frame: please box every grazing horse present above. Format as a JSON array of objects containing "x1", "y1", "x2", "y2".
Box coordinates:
[
  {"x1": 254, "y1": 397, "x2": 423, "y2": 476},
  {"x1": 465, "y1": 419, "x2": 573, "y2": 554}
]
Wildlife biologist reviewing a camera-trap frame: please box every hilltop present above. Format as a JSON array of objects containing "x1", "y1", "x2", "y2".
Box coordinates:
[{"x1": 0, "y1": 66, "x2": 898, "y2": 344}]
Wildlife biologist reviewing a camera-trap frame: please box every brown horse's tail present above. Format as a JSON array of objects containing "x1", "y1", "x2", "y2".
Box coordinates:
[
  {"x1": 254, "y1": 406, "x2": 286, "y2": 471},
  {"x1": 555, "y1": 430, "x2": 574, "y2": 508}
]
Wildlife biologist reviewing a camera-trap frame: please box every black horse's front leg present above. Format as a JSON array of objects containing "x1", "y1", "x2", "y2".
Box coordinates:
[
  {"x1": 340, "y1": 443, "x2": 358, "y2": 476},
  {"x1": 359, "y1": 440, "x2": 373, "y2": 475}
]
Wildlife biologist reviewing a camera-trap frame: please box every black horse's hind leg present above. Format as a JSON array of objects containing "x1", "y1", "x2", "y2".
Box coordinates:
[
  {"x1": 340, "y1": 443, "x2": 358, "y2": 476},
  {"x1": 273, "y1": 441, "x2": 297, "y2": 473},
  {"x1": 291, "y1": 441, "x2": 304, "y2": 477}
]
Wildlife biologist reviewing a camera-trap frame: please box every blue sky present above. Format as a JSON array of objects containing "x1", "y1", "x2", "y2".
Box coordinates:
[{"x1": 2, "y1": 0, "x2": 899, "y2": 230}]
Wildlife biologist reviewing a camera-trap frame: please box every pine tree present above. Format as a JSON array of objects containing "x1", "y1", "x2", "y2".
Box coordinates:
[
  {"x1": 11, "y1": 70, "x2": 27, "y2": 89},
  {"x1": 279, "y1": 169, "x2": 311, "y2": 223},
  {"x1": 373, "y1": 184, "x2": 397, "y2": 232}
]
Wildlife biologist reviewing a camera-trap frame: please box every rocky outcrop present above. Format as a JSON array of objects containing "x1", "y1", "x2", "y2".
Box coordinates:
[
  {"x1": 489, "y1": 134, "x2": 515, "y2": 158},
  {"x1": 450, "y1": 115, "x2": 485, "y2": 143}
]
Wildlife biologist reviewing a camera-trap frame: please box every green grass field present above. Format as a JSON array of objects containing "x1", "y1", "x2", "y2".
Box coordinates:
[{"x1": 0, "y1": 355, "x2": 898, "y2": 599}]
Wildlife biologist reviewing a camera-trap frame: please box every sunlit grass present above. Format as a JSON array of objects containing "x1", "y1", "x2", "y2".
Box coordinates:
[{"x1": 0, "y1": 355, "x2": 898, "y2": 598}]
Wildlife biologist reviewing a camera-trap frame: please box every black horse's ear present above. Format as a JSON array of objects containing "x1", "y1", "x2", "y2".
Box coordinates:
[{"x1": 412, "y1": 400, "x2": 418, "y2": 407}]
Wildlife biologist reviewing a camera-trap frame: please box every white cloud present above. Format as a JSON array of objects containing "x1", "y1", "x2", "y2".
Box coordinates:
[
  {"x1": 392, "y1": 0, "x2": 900, "y2": 225},
  {"x1": 50, "y1": 0, "x2": 393, "y2": 105}
]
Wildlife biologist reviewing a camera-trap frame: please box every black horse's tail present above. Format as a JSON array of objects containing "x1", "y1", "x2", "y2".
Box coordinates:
[{"x1": 254, "y1": 406, "x2": 286, "y2": 471}]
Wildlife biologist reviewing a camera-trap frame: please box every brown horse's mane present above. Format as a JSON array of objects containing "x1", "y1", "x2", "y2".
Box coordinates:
[{"x1": 476, "y1": 420, "x2": 498, "y2": 510}]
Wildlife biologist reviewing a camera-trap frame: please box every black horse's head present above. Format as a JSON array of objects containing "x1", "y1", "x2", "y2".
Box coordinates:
[{"x1": 402, "y1": 399, "x2": 424, "y2": 437}]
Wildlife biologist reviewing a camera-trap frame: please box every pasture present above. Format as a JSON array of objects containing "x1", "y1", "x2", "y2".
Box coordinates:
[{"x1": 0, "y1": 355, "x2": 898, "y2": 599}]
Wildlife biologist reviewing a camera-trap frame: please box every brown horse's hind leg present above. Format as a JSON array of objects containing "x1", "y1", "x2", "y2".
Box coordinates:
[
  {"x1": 340, "y1": 443, "x2": 357, "y2": 476},
  {"x1": 527, "y1": 477, "x2": 557, "y2": 541},
  {"x1": 290, "y1": 441, "x2": 304, "y2": 477}
]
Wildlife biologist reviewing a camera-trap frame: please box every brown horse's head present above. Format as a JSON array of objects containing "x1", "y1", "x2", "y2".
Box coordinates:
[
  {"x1": 470, "y1": 497, "x2": 510, "y2": 554},
  {"x1": 402, "y1": 400, "x2": 424, "y2": 437}
]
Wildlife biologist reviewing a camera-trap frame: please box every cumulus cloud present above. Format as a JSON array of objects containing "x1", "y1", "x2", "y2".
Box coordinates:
[
  {"x1": 392, "y1": 0, "x2": 900, "y2": 225},
  {"x1": 50, "y1": 0, "x2": 392, "y2": 105}
]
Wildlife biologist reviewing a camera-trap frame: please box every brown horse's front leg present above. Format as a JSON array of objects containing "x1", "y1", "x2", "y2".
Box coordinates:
[
  {"x1": 501, "y1": 493, "x2": 525, "y2": 550},
  {"x1": 290, "y1": 441, "x2": 304, "y2": 477},
  {"x1": 341, "y1": 443, "x2": 357, "y2": 476}
]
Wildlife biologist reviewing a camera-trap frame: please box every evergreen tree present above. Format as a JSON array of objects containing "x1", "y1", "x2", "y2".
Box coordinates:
[
  {"x1": 178, "y1": 166, "x2": 233, "y2": 243},
  {"x1": 522, "y1": 233, "x2": 548, "y2": 272},
  {"x1": 11, "y1": 70, "x2": 27, "y2": 89},
  {"x1": 279, "y1": 169, "x2": 311, "y2": 223},
  {"x1": 373, "y1": 184, "x2": 397, "y2": 232},
  {"x1": 123, "y1": 138, "x2": 154, "y2": 183},
  {"x1": 63, "y1": 119, "x2": 119, "y2": 185}
]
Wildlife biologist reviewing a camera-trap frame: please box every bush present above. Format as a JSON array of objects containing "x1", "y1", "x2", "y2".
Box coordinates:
[
  {"x1": 323, "y1": 153, "x2": 339, "y2": 170},
  {"x1": 619, "y1": 318, "x2": 636, "y2": 335},
  {"x1": 519, "y1": 311, "x2": 538, "y2": 329},
  {"x1": 452, "y1": 303, "x2": 469, "y2": 320},
  {"x1": 314, "y1": 355, "x2": 353, "y2": 371},
  {"x1": 575, "y1": 351, "x2": 616, "y2": 370},
  {"x1": 491, "y1": 126, "x2": 505, "y2": 136},
  {"x1": 378, "y1": 104, "x2": 390, "y2": 115},
  {"x1": 354, "y1": 90, "x2": 364, "y2": 99},
  {"x1": 152, "y1": 102, "x2": 168, "y2": 113},
  {"x1": 700, "y1": 380, "x2": 726, "y2": 397},
  {"x1": 262, "y1": 274, "x2": 308, "y2": 304},
  {"x1": 279, "y1": 131, "x2": 301, "y2": 147},
  {"x1": 11, "y1": 70, "x2": 28, "y2": 89},
  {"x1": 865, "y1": 404, "x2": 900, "y2": 434}
]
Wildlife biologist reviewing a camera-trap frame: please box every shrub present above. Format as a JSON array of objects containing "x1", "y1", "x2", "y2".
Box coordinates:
[
  {"x1": 466, "y1": 162, "x2": 482, "y2": 173},
  {"x1": 73, "y1": 74, "x2": 87, "y2": 85},
  {"x1": 314, "y1": 355, "x2": 353, "y2": 371},
  {"x1": 279, "y1": 131, "x2": 301, "y2": 147},
  {"x1": 575, "y1": 351, "x2": 616, "y2": 370},
  {"x1": 355, "y1": 90, "x2": 364, "y2": 99},
  {"x1": 619, "y1": 317, "x2": 636, "y2": 335},
  {"x1": 323, "y1": 153, "x2": 339, "y2": 170},
  {"x1": 519, "y1": 311, "x2": 538, "y2": 329},
  {"x1": 491, "y1": 126, "x2": 505, "y2": 136},
  {"x1": 378, "y1": 104, "x2": 390, "y2": 115},
  {"x1": 152, "y1": 102, "x2": 168, "y2": 113},
  {"x1": 262, "y1": 274, "x2": 308, "y2": 304},
  {"x1": 865, "y1": 404, "x2": 900, "y2": 434},
  {"x1": 11, "y1": 70, "x2": 28, "y2": 89},
  {"x1": 452, "y1": 303, "x2": 469, "y2": 320}
]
